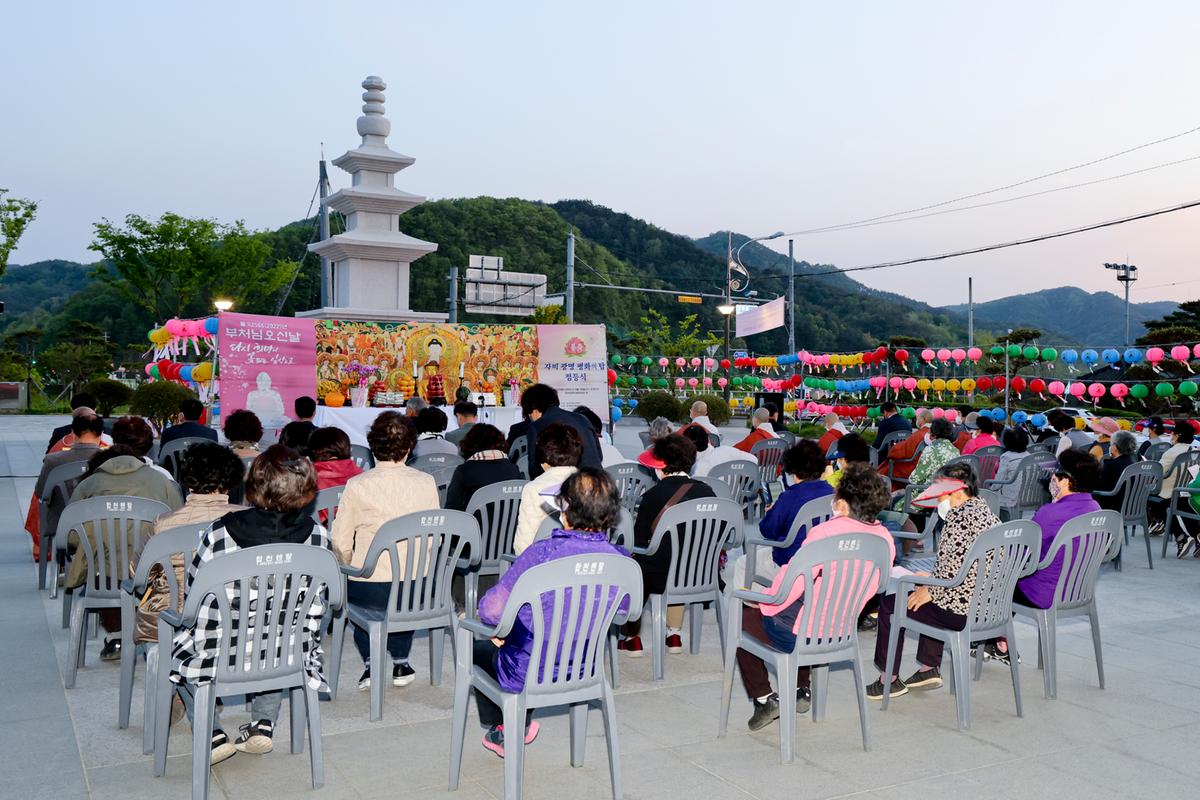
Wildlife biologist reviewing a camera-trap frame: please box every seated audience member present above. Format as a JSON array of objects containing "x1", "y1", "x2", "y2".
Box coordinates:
[
  {"x1": 171, "y1": 445, "x2": 331, "y2": 764},
  {"x1": 46, "y1": 393, "x2": 109, "y2": 452},
  {"x1": 505, "y1": 416, "x2": 529, "y2": 454},
  {"x1": 682, "y1": 423, "x2": 754, "y2": 477},
  {"x1": 1137, "y1": 416, "x2": 1166, "y2": 459},
  {"x1": 878, "y1": 408, "x2": 932, "y2": 489},
  {"x1": 867, "y1": 461, "x2": 999, "y2": 699},
  {"x1": 737, "y1": 465, "x2": 895, "y2": 730},
  {"x1": 27, "y1": 413, "x2": 107, "y2": 561},
  {"x1": 874, "y1": 402, "x2": 912, "y2": 458},
  {"x1": 952, "y1": 412, "x2": 978, "y2": 452},
  {"x1": 1053, "y1": 412, "x2": 1093, "y2": 457},
  {"x1": 636, "y1": 416, "x2": 675, "y2": 464},
  {"x1": 1096, "y1": 430, "x2": 1138, "y2": 511},
  {"x1": 984, "y1": 449, "x2": 1102, "y2": 662},
  {"x1": 574, "y1": 405, "x2": 625, "y2": 467},
  {"x1": 688, "y1": 400, "x2": 720, "y2": 436},
  {"x1": 757, "y1": 440, "x2": 835, "y2": 571},
  {"x1": 445, "y1": 423, "x2": 523, "y2": 512},
  {"x1": 992, "y1": 426, "x2": 1030, "y2": 506},
  {"x1": 734, "y1": 407, "x2": 778, "y2": 453},
  {"x1": 279, "y1": 420, "x2": 315, "y2": 454},
  {"x1": 292, "y1": 395, "x2": 318, "y2": 437},
  {"x1": 823, "y1": 432, "x2": 871, "y2": 488},
  {"x1": 1087, "y1": 417, "x2": 1120, "y2": 461},
  {"x1": 405, "y1": 397, "x2": 428, "y2": 418},
  {"x1": 908, "y1": 417, "x2": 960, "y2": 486},
  {"x1": 129, "y1": 443, "x2": 244, "y2": 650},
  {"x1": 413, "y1": 406, "x2": 459, "y2": 457},
  {"x1": 473, "y1": 468, "x2": 632, "y2": 757},
  {"x1": 522, "y1": 383, "x2": 603, "y2": 478},
  {"x1": 620, "y1": 434, "x2": 716, "y2": 656},
  {"x1": 332, "y1": 412, "x2": 440, "y2": 690},
  {"x1": 816, "y1": 412, "x2": 848, "y2": 456},
  {"x1": 1156, "y1": 420, "x2": 1198, "y2": 552},
  {"x1": 445, "y1": 401, "x2": 478, "y2": 446},
  {"x1": 160, "y1": 398, "x2": 218, "y2": 445},
  {"x1": 764, "y1": 402, "x2": 783, "y2": 432},
  {"x1": 962, "y1": 415, "x2": 1000, "y2": 455},
  {"x1": 308, "y1": 427, "x2": 363, "y2": 522},
  {"x1": 48, "y1": 404, "x2": 115, "y2": 454},
  {"x1": 513, "y1": 423, "x2": 583, "y2": 554},
  {"x1": 223, "y1": 409, "x2": 264, "y2": 458}
]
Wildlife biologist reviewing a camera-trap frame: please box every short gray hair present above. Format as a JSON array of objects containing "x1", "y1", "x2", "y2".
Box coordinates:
[
  {"x1": 405, "y1": 397, "x2": 428, "y2": 415},
  {"x1": 915, "y1": 409, "x2": 934, "y2": 425},
  {"x1": 752, "y1": 407, "x2": 771, "y2": 426},
  {"x1": 649, "y1": 416, "x2": 673, "y2": 441},
  {"x1": 1112, "y1": 430, "x2": 1138, "y2": 457}
]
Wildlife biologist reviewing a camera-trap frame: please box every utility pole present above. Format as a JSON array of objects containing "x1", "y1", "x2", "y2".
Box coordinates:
[
  {"x1": 318, "y1": 154, "x2": 331, "y2": 308},
  {"x1": 565, "y1": 233, "x2": 575, "y2": 323},
  {"x1": 447, "y1": 266, "x2": 458, "y2": 323},
  {"x1": 723, "y1": 232, "x2": 733, "y2": 402},
  {"x1": 787, "y1": 238, "x2": 796, "y2": 375},
  {"x1": 967, "y1": 277, "x2": 974, "y2": 348},
  {"x1": 1104, "y1": 262, "x2": 1139, "y2": 346},
  {"x1": 1004, "y1": 330, "x2": 1012, "y2": 421}
]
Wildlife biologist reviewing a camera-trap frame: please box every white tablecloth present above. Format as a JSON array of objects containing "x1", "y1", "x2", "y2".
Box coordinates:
[{"x1": 313, "y1": 405, "x2": 523, "y2": 447}]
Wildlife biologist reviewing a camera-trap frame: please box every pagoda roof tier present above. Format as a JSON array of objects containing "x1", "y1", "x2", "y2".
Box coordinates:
[
  {"x1": 325, "y1": 186, "x2": 426, "y2": 217},
  {"x1": 331, "y1": 144, "x2": 416, "y2": 177},
  {"x1": 307, "y1": 230, "x2": 438, "y2": 263}
]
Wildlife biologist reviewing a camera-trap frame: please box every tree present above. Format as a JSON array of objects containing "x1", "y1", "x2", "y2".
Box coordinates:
[
  {"x1": 622, "y1": 309, "x2": 720, "y2": 357},
  {"x1": 3, "y1": 327, "x2": 43, "y2": 410},
  {"x1": 0, "y1": 188, "x2": 38, "y2": 281},
  {"x1": 1144, "y1": 300, "x2": 1200, "y2": 333},
  {"x1": 82, "y1": 378, "x2": 134, "y2": 416},
  {"x1": 89, "y1": 213, "x2": 289, "y2": 321},
  {"x1": 887, "y1": 335, "x2": 927, "y2": 348},
  {"x1": 525, "y1": 304, "x2": 569, "y2": 325},
  {"x1": 1137, "y1": 325, "x2": 1200, "y2": 347},
  {"x1": 40, "y1": 342, "x2": 112, "y2": 390},
  {"x1": 1006, "y1": 328, "x2": 1043, "y2": 344},
  {"x1": 130, "y1": 381, "x2": 196, "y2": 432}
]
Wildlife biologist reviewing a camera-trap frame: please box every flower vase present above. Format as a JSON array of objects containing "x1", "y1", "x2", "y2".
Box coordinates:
[{"x1": 351, "y1": 386, "x2": 369, "y2": 408}]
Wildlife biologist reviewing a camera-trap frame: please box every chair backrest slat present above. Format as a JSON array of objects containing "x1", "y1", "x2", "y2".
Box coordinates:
[
  {"x1": 751, "y1": 439, "x2": 787, "y2": 487},
  {"x1": 653, "y1": 498, "x2": 741, "y2": 597},
  {"x1": 961, "y1": 520, "x2": 1039, "y2": 629},
  {"x1": 605, "y1": 462, "x2": 652, "y2": 513},
  {"x1": 707, "y1": 460, "x2": 760, "y2": 517},
  {"x1": 464, "y1": 480, "x2": 526, "y2": 570},
  {"x1": 780, "y1": 494, "x2": 835, "y2": 547},
  {"x1": 1116, "y1": 461, "x2": 1162, "y2": 523},
  {"x1": 57, "y1": 496, "x2": 172, "y2": 598},
  {"x1": 1048, "y1": 511, "x2": 1118, "y2": 609},
  {"x1": 974, "y1": 445, "x2": 1004, "y2": 482}
]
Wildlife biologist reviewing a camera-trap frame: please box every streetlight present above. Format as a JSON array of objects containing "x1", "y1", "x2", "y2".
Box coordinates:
[
  {"x1": 718, "y1": 304, "x2": 735, "y2": 401},
  {"x1": 1103, "y1": 263, "x2": 1138, "y2": 346},
  {"x1": 213, "y1": 299, "x2": 234, "y2": 312},
  {"x1": 725, "y1": 232, "x2": 784, "y2": 401}
]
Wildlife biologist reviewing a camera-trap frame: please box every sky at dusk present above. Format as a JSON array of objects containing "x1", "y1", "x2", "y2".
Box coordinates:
[{"x1": 4, "y1": 1, "x2": 1199, "y2": 307}]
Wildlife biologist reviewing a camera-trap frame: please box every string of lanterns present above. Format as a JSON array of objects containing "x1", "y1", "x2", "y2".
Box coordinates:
[{"x1": 143, "y1": 317, "x2": 221, "y2": 399}]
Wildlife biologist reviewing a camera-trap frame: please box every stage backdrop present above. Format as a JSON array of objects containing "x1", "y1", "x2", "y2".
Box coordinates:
[
  {"x1": 537, "y1": 324, "x2": 610, "y2": 422},
  {"x1": 218, "y1": 312, "x2": 317, "y2": 430}
]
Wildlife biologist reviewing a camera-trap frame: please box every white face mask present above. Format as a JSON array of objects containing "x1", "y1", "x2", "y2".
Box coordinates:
[
  {"x1": 936, "y1": 497, "x2": 952, "y2": 520},
  {"x1": 1049, "y1": 475, "x2": 1062, "y2": 500}
]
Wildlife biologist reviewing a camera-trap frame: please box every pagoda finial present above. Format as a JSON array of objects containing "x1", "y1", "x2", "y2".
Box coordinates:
[{"x1": 357, "y1": 75, "x2": 390, "y2": 142}]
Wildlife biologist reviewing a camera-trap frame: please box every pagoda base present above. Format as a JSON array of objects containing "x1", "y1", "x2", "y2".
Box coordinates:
[{"x1": 296, "y1": 307, "x2": 448, "y2": 323}]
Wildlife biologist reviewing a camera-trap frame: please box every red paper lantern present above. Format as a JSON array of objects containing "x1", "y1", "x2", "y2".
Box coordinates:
[
  {"x1": 976, "y1": 376, "x2": 993, "y2": 392},
  {"x1": 607, "y1": 369, "x2": 617, "y2": 387},
  {"x1": 993, "y1": 376, "x2": 1007, "y2": 391},
  {"x1": 1010, "y1": 376, "x2": 1027, "y2": 394},
  {"x1": 720, "y1": 359, "x2": 731, "y2": 370},
  {"x1": 1029, "y1": 378, "x2": 1046, "y2": 394}
]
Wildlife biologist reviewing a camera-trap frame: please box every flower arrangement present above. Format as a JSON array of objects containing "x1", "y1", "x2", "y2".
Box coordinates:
[{"x1": 341, "y1": 360, "x2": 380, "y2": 388}]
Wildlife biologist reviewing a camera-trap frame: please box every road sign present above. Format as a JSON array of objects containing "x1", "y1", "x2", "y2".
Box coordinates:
[{"x1": 677, "y1": 295, "x2": 702, "y2": 304}]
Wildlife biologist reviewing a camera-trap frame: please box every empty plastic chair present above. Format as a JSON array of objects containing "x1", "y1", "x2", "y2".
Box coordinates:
[
  {"x1": 720, "y1": 533, "x2": 892, "y2": 763},
  {"x1": 350, "y1": 444, "x2": 375, "y2": 470},
  {"x1": 707, "y1": 460, "x2": 762, "y2": 521},
  {"x1": 605, "y1": 461, "x2": 652, "y2": 514},
  {"x1": 1093, "y1": 460, "x2": 1160, "y2": 569},
  {"x1": 751, "y1": 438, "x2": 788, "y2": 504},
  {"x1": 448, "y1": 554, "x2": 642, "y2": 800},
  {"x1": 1012, "y1": 510, "x2": 1118, "y2": 698},
  {"x1": 632, "y1": 497, "x2": 742, "y2": 680},
  {"x1": 327, "y1": 509, "x2": 481, "y2": 719},
  {"x1": 743, "y1": 494, "x2": 834, "y2": 589},
  {"x1": 37, "y1": 459, "x2": 89, "y2": 591},
  {"x1": 463, "y1": 480, "x2": 525, "y2": 616},
  {"x1": 154, "y1": 545, "x2": 343, "y2": 799},
  {"x1": 58, "y1": 496, "x2": 171, "y2": 688},
  {"x1": 881, "y1": 519, "x2": 1039, "y2": 730}
]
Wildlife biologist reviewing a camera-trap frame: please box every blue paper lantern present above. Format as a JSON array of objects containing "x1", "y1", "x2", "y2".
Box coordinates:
[
  {"x1": 1061, "y1": 349, "x2": 1079, "y2": 364},
  {"x1": 204, "y1": 317, "x2": 219, "y2": 335},
  {"x1": 1030, "y1": 413, "x2": 1047, "y2": 428},
  {"x1": 989, "y1": 407, "x2": 1006, "y2": 422},
  {"x1": 180, "y1": 365, "x2": 194, "y2": 382},
  {"x1": 1123, "y1": 348, "x2": 1143, "y2": 364},
  {"x1": 612, "y1": 398, "x2": 624, "y2": 408},
  {"x1": 1081, "y1": 349, "x2": 1099, "y2": 364},
  {"x1": 610, "y1": 406, "x2": 622, "y2": 423},
  {"x1": 1102, "y1": 348, "x2": 1120, "y2": 364},
  {"x1": 1011, "y1": 410, "x2": 1029, "y2": 425},
  {"x1": 627, "y1": 398, "x2": 638, "y2": 410}
]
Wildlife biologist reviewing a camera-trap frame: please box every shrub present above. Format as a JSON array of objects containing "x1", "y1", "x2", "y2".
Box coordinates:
[
  {"x1": 82, "y1": 378, "x2": 134, "y2": 417},
  {"x1": 687, "y1": 393, "x2": 731, "y2": 426},
  {"x1": 130, "y1": 381, "x2": 196, "y2": 433},
  {"x1": 633, "y1": 391, "x2": 682, "y2": 423}
]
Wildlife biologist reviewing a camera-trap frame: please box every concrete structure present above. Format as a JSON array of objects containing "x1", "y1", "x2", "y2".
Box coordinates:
[{"x1": 300, "y1": 76, "x2": 444, "y2": 322}]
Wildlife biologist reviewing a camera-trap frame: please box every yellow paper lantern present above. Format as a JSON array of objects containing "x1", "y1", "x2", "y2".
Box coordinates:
[
  {"x1": 961, "y1": 378, "x2": 977, "y2": 392},
  {"x1": 946, "y1": 379, "x2": 961, "y2": 393},
  {"x1": 150, "y1": 328, "x2": 172, "y2": 345},
  {"x1": 932, "y1": 379, "x2": 946, "y2": 392},
  {"x1": 917, "y1": 378, "x2": 932, "y2": 392},
  {"x1": 1075, "y1": 417, "x2": 1086, "y2": 430},
  {"x1": 191, "y1": 361, "x2": 213, "y2": 382},
  {"x1": 1118, "y1": 419, "x2": 1131, "y2": 430}
]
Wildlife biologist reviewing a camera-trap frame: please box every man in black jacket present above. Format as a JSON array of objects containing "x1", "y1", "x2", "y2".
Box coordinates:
[
  {"x1": 46, "y1": 392, "x2": 114, "y2": 452},
  {"x1": 160, "y1": 398, "x2": 219, "y2": 445},
  {"x1": 523, "y1": 384, "x2": 602, "y2": 478},
  {"x1": 873, "y1": 402, "x2": 912, "y2": 459}
]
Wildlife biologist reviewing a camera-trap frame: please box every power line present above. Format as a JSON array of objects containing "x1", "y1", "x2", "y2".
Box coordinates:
[
  {"x1": 1133, "y1": 277, "x2": 1200, "y2": 292},
  {"x1": 781, "y1": 122, "x2": 1200, "y2": 237}
]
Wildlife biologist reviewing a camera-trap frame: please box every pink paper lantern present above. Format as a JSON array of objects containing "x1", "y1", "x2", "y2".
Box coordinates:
[
  {"x1": 704, "y1": 358, "x2": 716, "y2": 370},
  {"x1": 717, "y1": 377, "x2": 728, "y2": 388},
  {"x1": 936, "y1": 348, "x2": 952, "y2": 363},
  {"x1": 657, "y1": 357, "x2": 668, "y2": 368},
  {"x1": 1111, "y1": 383, "x2": 1129, "y2": 405},
  {"x1": 951, "y1": 348, "x2": 966, "y2": 364},
  {"x1": 806, "y1": 401, "x2": 820, "y2": 413},
  {"x1": 889, "y1": 376, "x2": 903, "y2": 390},
  {"x1": 1146, "y1": 347, "x2": 1165, "y2": 364},
  {"x1": 164, "y1": 318, "x2": 187, "y2": 336},
  {"x1": 932, "y1": 408, "x2": 945, "y2": 419},
  {"x1": 916, "y1": 407, "x2": 928, "y2": 418},
  {"x1": 688, "y1": 377, "x2": 699, "y2": 388},
  {"x1": 1087, "y1": 383, "x2": 1106, "y2": 399},
  {"x1": 944, "y1": 409, "x2": 959, "y2": 423},
  {"x1": 674, "y1": 357, "x2": 686, "y2": 368},
  {"x1": 674, "y1": 377, "x2": 685, "y2": 388},
  {"x1": 1048, "y1": 380, "x2": 1065, "y2": 396},
  {"x1": 1171, "y1": 345, "x2": 1191, "y2": 363},
  {"x1": 690, "y1": 357, "x2": 701, "y2": 368},
  {"x1": 702, "y1": 377, "x2": 713, "y2": 387},
  {"x1": 903, "y1": 377, "x2": 917, "y2": 393},
  {"x1": 967, "y1": 347, "x2": 983, "y2": 363},
  {"x1": 1194, "y1": 344, "x2": 1200, "y2": 359},
  {"x1": 920, "y1": 349, "x2": 935, "y2": 363},
  {"x1": 1068, "y1": 382, "x2": 1087, "y2": 398}
]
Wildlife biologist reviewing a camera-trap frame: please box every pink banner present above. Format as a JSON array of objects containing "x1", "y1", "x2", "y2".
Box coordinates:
[{"x1": 218, "y1": 312, "x2": 317, "y2": 431}]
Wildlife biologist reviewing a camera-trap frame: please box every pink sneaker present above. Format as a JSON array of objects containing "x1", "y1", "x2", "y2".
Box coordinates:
[{"x1": 481, "y1": 721, "x2": 541, "y2": 758}]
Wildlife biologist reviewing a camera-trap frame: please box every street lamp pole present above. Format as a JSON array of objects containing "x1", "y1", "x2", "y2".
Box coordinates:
[
  {"x1": 787, "y1": 238, "x2": 795, "y2": 377},
  {"x1": 1104, "y1": 262, "x2": 1139, "y2": 346}
]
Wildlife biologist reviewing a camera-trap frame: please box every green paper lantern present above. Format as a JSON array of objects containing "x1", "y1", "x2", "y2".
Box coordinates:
[
  {"x1": 1130, "y1": 383, "x2": 1149, "y2": 399},
  {"x1": 1180, "y1": 380, "x2": 1198, "y2": 397},
  {"x1": 1041, "y1": 347, "x2": 1058, "y2": 362},
  {"x1": 866, "y1": 406, "x2": 881, "y2": 419},
  {"x1": 990, "y1": 345, "x2": 1004, "y2": 356},
  {"x1": 1023, "y1": 346, "x2": 1039, "y2": 360},
  {"x1": 640, "y1": 376, "x2": 652, "y2": 387},
  {"x1": 626, "y1": 355, "x2": 639, "y2": 365},
  {"x1": 611, "y1": 355, "x2": 622, "y2": 366},
  {"x1": 148, "y1": 364, "x2": 161, "y2": 379},
  {"x1": 655, "y1": 377, "x2": 668, "y2": 388},
  {"x1": 1155, "y1": 382, "x2": 1175, "y2": 398},
  {"x1": 901, "y1": 407, "x2": 916, "y2": 419},
  {"x1": 641, "y1": 356, "x2": 652, "y2": 367},
  {"x1": 1006, "y1": 344, "x2": 1022, "y2": 358},
  {"x1": 731, "y1": 377, "x2": 743, "y2": 387},
  {"x1": 804, "y1": 376, "x2": 818, "y2": 388}
]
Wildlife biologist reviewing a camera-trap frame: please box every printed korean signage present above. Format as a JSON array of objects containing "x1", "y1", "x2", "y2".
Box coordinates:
[
  {"x1": 218, "y1": 312, "x2": 317, "y2": 431},
  {"x1": 536, "y1": 324, "x2": 609, "y2": 422}
]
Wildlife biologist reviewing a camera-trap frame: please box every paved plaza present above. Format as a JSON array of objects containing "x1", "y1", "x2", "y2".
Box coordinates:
[{"x1": 3, "y1": 415, "x2": 1198, "y2": 799}]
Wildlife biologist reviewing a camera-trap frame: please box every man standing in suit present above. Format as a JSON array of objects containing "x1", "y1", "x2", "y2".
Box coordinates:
[{"x1": 522, "y1": 384, "x2": 602, "y2": 478}]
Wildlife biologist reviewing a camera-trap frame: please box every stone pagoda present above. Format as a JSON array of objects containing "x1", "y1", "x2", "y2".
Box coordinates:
[{"x1": 299, "y1": 75, "x2": 445, "y2": 322}]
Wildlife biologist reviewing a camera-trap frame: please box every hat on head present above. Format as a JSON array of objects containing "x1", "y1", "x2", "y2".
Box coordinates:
[
  {"x1": 637, "y1": 449, "x2": 665, "y2": 470},
  {"x1": 1090, "y1": 416, "x2": 1120, "y2": 437},
  {"x1": 912, "y1": 478, "x2": 968, "y2": 508},
  {"x1": 964, "y1": 411, "x2": 979, "y2": 430}
]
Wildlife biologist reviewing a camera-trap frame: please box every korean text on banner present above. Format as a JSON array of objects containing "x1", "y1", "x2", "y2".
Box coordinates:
[
  {"x1": 218, "y1": 312, "x2": 318, "y2": 432},
  {"x1": 536, "y1": 325, "x2": 609, "y2": 422},
  {"x1": 735, "y1": 296, "x2": 785, "y2": 338}
]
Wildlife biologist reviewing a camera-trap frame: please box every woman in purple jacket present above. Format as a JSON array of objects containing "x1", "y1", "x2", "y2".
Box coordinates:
[
  {"x1": 988, "y1": 449, "x2": 1101, "y2": 663},
  {"x1": 473, "y1": 467, "x2": 631, "y2": 757}
]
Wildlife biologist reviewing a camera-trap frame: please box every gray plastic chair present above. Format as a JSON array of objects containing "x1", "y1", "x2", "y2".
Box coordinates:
[
  {"x1": 118, "y1": 523, "x2": 206, "y2": 744},
  {"x1": 1012, "y1": 510, "x2": 1118, "y2": 699},
  {"x1": 310, "y1": 484, "x2": 346, "y2": 525},
  {"x1": 431, "y1": 466, "x2": 456, "y2": 508},
  {"x1": 707, "y1": 431, "x2": 722, "y2": 448},
  {"x1": 743, "y1": 494, "x2": 834, "y2": 589},
  {"x1": 327, "y1": 509, "x2": 481, "y2": 720},
  {"x1": 515, "y1": 454, "x2": 530, "y2": 479},
  {"x1": 410, "y1": 452, "x2": 465, "y2": 474},
  {"x1": 978, "y1": 488, "x2": 1003, "y2": 518},
  {"x1": 632, "y1": 497, "x2": 742, "y2": 680},
  {"x1": 751, "y1": 438, "x2": 788, "y2": 504},
  {"x1": 37, "y1": 459, "x2": 90, "y2": 590},
  {"x1": 1093, "y1": 460, "x2": 1161, "y2": 569},
  {"x1": 1142, "y1": 440, "x2": 1172, "y2": 462},
  {"x1": 719, "y1": 533, "x2": 892, "y2": 763},
  {"x1": 154, "y1": 544, "x2": 344, "y2": 799},
  {"x1": 986, "y1": 452, "x2": 1056, "y2": 520},
  {"x1": 874, "y1": 429, "x2": 909, "y2": 461},
  {"x1": 463, "y1": 480, "x2": 526, "y2": 617},
  {"x1": 882, "y1": 519, "x2": 1039, "y2": 729},
  {"x1": 776, "y1": 430, "x2": 797, "y2": 448},
  {"x1": 1029, "y1": 436, "x2": 1060, "y2": 454},
  {"x1": 605, "y1": 461, "x2": 652, "y2": 514},
  {"x1": 57, "y1": 496, "x2": 171, "y2": 688},
  {"x1": 1158, "y1": 451, "x2": 1200, "y2": 558},
  {"x1": 942, "y1": 454, "x2": 980, "y2": 477},
  {"x1": 707, "y1": 459, "x2": 762, "y2": 521},
  {"x1": 884, "y1": 440, "x2": 924, "y2": 489},
  {"x1": 157, "y1": 436, "x2": 214, "y2": 480},
  {"x1": 695, "y1": 474, "x2": 733, "y2": 500},
  {"x1": 448, "y1": 554, "x2": 643, "y2": 800},
  {"x1": 638, "y1": 430, "x2": 653, "y2": 449},
  {"x1": 973, "y1": 445, "x2": 1004, "y2": 482},
  {"x1": 350, "y1": 444, "x2": 375, "y2": 470},
  {"x1": 508, "y1": 437, "x2": 528, "y2": 464}
]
